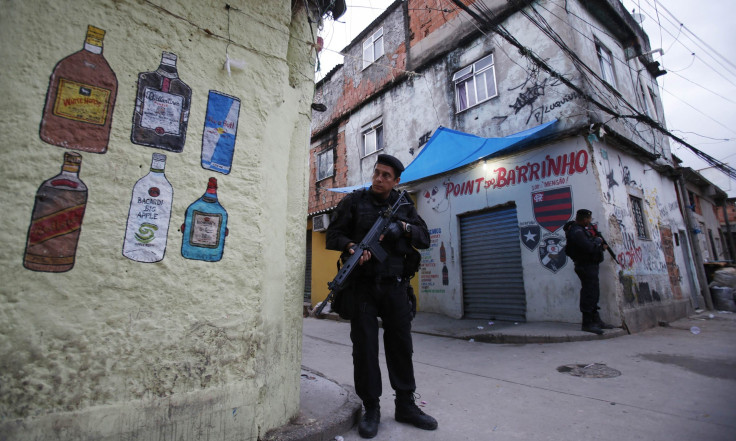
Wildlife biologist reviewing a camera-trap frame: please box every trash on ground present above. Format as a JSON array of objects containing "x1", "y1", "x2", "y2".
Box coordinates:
[
  {"x1": 469, "y1": 338, "x2": 475, "y2": 342},
  {"x1": 690, "y1": 326, "x2": 701, "y2": 335},
  {"x1": 477, "y1": 326, "x2": 484, "y2": 330},
  {"x1": 335, "y1": 436, "x2": 344, "y2": 441},
  {"x1": 488, "y1": 321, "x2": 494, "y2": 325}
]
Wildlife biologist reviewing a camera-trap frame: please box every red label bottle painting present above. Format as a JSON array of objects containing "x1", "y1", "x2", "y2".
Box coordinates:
[
  {"x1": 40, "y1": 25, "x2": 118, "y2": 153},
  {"x1": 131, "y1": 52, "x2": 192, "y2": 152},
  {"x1": 24, "y1": 152, "x2": 88, "y2": 272}
]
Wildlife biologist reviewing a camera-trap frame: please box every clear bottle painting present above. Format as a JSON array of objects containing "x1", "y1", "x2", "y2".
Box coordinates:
[{"x1": 122, "y1": 153, "x2": 173, "y2": 263}]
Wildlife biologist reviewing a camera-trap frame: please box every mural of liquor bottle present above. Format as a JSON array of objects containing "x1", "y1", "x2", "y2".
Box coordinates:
[
  {"x1": 440, "y1": 241, "x2": 449, "y2": 285},
  {"x1": 201, "y1": 91, "x2": 241, "y2": 174},
  {"x1": 131, "y1": 52, "x2": 192, "y2": 152},
  {"x1": 181, "y1": 178, "x2": 228, "y2": 262},
  {"x1": 40, "y1": 25, "x2": 118, "y2": 153},
  {"x1": 24, "y1": 152, "x2": 88, "y2": 272},
  {"x1": 122, "y1": 153, "x2": 173, "y2": 263}
]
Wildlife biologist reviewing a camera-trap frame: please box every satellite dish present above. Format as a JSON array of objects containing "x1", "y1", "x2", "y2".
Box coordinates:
[{"x1": 633, "y1": 13, "x2": 645, "y2": 24}]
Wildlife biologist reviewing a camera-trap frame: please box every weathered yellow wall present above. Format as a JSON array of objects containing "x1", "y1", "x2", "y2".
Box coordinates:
[{"x1": 0, "y1": 0, "x2": 315, "y2": 439}]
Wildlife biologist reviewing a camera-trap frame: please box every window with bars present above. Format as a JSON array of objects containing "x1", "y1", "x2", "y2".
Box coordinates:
[
  {"x1": 631, "y1": 196, "x2": 648, "y2": 239},
  {"x1": 317, "y1": 148, "x2": 334, "y2": 181},
  {"x1": 596, "y1": 41, "x2": 617, "y2": 88},
  {"x1": 362, "y1": 28, "x2": 384, "y2": 69},
  {"x1": 453, "y1": 53, "x2": 498, "y2": 112}
]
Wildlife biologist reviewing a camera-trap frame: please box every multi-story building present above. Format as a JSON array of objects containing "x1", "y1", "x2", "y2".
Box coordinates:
[{"x1": 308, "y1": 0, "x2": 705, "y2": 331}]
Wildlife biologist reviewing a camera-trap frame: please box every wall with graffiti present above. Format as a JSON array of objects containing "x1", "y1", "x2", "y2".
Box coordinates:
[
  {"x1": 411, "y1": 133, "x2": 693, "y2": 323},
  {"x1": 1, "y1": 1, "x2": 316, "y2": 439}
]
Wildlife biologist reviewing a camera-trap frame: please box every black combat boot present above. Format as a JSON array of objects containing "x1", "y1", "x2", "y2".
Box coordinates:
[
  {"x1": 358, "y1": 406, "x2": 380, "y2": 438},
  {"x1": 581, "y1": 312, "x2": 603, "y2": 335},
  {"x1": 593, "y1": 311, "x2": 614, "y2": 329},
  {"x1": 394, "y1": 392, "x2": 438, "y2": 430}
]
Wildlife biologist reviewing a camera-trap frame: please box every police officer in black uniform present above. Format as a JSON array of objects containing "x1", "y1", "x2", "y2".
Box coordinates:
[
  {"x1": 564, "y1": 209, "x2": 615, "y2": 334},
  {"x1": 326, "y1": 154, "x2": 437, "y2": 439}
]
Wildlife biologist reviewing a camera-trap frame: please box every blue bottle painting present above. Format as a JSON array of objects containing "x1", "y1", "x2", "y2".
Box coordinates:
[{"x1": 181, "y1": 177, "x2": 228, "y2": 261}]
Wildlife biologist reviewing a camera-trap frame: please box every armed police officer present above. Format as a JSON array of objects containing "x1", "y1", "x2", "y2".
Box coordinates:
[
  {"x1": 564, "y1": 209, "x2": 615, "y2": 335},
  {"x1": 326, "y1": 154, "x2": 437, "y2": 439}
]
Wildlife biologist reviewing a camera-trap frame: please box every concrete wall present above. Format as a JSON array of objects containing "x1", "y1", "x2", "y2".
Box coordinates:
[{"x1": 1, "y1": 0, "x2": 315, "y2": 439}]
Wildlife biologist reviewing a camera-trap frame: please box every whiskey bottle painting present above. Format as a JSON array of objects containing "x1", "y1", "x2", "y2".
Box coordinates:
[
  {"x1": 24, "y1": 152, "x2": 88, "y2": 272},
  {"x1": 40, "y1": 25, "x2": 118, "y2": 153},
  {"x1": 131, "y1": 52, "x2": 192, "y2": 152},
  {"x1": 181, "y1": 178, "x2": 228, "y2": 262},
  {"x1": 122, "y1": 153, "x2": 173, "y2": 263}
]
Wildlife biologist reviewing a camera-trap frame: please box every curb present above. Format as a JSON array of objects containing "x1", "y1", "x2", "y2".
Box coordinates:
[{"x1": 262, "y1": 368, "x2": 362, "y2": 441}]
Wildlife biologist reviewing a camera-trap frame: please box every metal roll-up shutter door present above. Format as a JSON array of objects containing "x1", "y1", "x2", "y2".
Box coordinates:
[{"x1": 459, "y1": 206, "x2": 526, "y2": 321}]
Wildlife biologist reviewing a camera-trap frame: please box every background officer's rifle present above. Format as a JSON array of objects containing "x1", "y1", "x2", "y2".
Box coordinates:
[
  {"x1": 313, "y1": 190, "x2": 411, "y2": 318},
  {"x1": 587, "y1": 224, "x2": 619, "y2": 264}
]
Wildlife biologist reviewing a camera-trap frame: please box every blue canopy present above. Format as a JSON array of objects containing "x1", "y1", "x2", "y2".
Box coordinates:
[{"x1": 328, "y1": 119, "x2": 558, "y2": 192}]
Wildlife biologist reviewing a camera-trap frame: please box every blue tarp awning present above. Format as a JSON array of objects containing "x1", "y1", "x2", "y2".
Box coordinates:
[{"x1": 328, "y1": 119, "x2": 558, "y2": 192}]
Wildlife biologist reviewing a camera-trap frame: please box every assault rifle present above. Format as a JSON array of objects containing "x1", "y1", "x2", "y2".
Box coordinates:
[
  {"x1": 587, "y1": 224, "x2": 619, "y2": 264},
  {"x1": 313, "y1": 190, "x2": 411, "y2": 318}
]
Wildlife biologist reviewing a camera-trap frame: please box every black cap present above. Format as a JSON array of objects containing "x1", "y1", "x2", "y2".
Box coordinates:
[
  {"x1": 376, "y1": 154, "x2": 404, "y2": 177},
  {"x1": 576, "y1": 209, "x2": 592, "y2": 220}
]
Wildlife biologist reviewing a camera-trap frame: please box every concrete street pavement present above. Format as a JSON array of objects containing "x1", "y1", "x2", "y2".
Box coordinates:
[{"x1": 294, "y1": 311, "x2": 736, "y2": 441}]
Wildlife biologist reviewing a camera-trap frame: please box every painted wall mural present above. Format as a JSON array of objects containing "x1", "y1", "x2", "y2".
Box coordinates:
[
  {"x1": 201, "y1": 91, "x2": 241, "y2": 174},
  {"x1": 181, "y1": 178, "x2": 229, "y2": 262},
  {"x1": 122, "y1": 153, "x2": 174, "y2": 263},
  {"x1": 24, "y1": 152, "x2": 88, "y2": 272},
  {"x1": 131, "y1": 52, "x2": 192, "y2": 152},
  {"x1": 507, "y1": 64, "x2": 581, "y2": 125},
  {"x1": 419, "y1": 228, "x2": 447, "y2": 294},
  {"x1": 40, "y1": 25, "x2": 118, "y2": 153}
]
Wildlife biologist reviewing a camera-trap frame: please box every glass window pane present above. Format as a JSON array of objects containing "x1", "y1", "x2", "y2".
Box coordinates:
[
  {"x1": 457, "y1": 82, "x2": 468, "y2": 111},
  {"x1": 374, "y1": 36, "x2": 384, "y2": 60},
  {"x1": 374, "y1": 28, "x2": 383, "y2": 39},
  {"x1": 474, "y1": 54, "x2": 493, "y2": 71},
  {"x1": 467, "y1": 77, "x2": 477, "y2": 107},
  {"x1": 363, "y1": 43, "x2": 373, "y2": 68},
  {"x1": 376, "y1": 126, "x2": 384, "y2": 151},
  {"x1": 485, "y1": 66, "x2": 497, "y2": 98},
  {"x1": 364, "y1": 131, "x2": 376, "y2": 155},
  {"x1": 476, "y1": 72, "x2": 488, "y2": 101},
  {"x1": 453, "y1": 65, "x2": 473, "y2": 82}
]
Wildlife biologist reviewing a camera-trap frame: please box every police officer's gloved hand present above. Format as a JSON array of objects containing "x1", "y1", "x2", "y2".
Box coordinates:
[
  {"x1": 593, "y1": 237, "x2": 603, "y2": 246},
  {"x1": 382, "y1": 221, "x2": 404, "y2": 243}
]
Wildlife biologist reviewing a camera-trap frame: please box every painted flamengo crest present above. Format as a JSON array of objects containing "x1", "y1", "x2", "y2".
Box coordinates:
[{"x1": 532, "y1": 186, "x2": 572, "y2": 233}]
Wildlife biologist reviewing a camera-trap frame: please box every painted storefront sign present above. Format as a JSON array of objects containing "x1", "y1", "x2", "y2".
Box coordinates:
[
  {"x1": 24, "y1": 152, "x2": 88, "y2": 272},
  {"x1": 131, "y1": 52, "x2": 192, "y2": 152},
  {"x1": 539, "y1": 236, "x2": 567, "y2": 273},
  {"x1": 122, "y1": 153, "x2": 174, "y2": 263},
  {"x1": 201, "y1": 91, "x2": 241, "y2": 174},
  {"x1": 443, "y1": 149, "x2": 588, "y2": 199},
  {"x1": 40, "y1": 25, "x2": 118, "y2": 153},
  {"x1": 181, "y1": 178, "x2": 228, "y2": 262},
  {"x1": 420, "y1": 228, "x2": 447, "y2": 293}
]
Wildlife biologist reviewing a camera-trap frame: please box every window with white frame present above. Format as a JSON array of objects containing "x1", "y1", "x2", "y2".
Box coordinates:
[
  {"x1": 453, "y1": 53, "x2": 498, "y2": 112},
  {"x1": 362, "y1": 28, "x2": 384, "y2": 69},
  {"x1": 630, "y1": 196, "x2": 648, "y2": 239},
  {"x1": 317, "y1": 148, "x2": 334, "y2": 181},
  {"x1": 362, "y1": 118, "x2": 384, "y2": 157},
  {"x1": 596, "y1": 42, "x2": 617, "y2": 87}
]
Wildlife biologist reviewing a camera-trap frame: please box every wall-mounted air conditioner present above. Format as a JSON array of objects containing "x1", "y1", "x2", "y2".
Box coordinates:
[{"x1": 313, "y1": 213, "x2": 330, "y2": 232}]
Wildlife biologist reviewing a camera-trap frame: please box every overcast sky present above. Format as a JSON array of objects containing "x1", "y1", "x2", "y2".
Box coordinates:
[{"x1": 316, "y1": 0, "x2": 736, "y2": 196}]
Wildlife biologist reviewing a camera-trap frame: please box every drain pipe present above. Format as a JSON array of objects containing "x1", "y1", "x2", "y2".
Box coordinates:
[{"x1": 677, "y1": 175, "x2": 714, "y2": 310}]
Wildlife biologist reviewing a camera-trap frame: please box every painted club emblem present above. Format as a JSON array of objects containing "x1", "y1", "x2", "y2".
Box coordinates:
[
  {"x1": 520, "y1": 225, "x2": 541, "y2": 251},
  {"x1": 539, "y1": 235, "x2": 567, "y2": 273},
  {"x1": 532, "y1": 186, "x2": 573, "y2": 233}
]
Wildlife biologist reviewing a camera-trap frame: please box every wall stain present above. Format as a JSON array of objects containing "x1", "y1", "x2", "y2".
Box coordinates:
[{"x1": 638, "y1": 353, "x2": 736, "y2": 381}]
